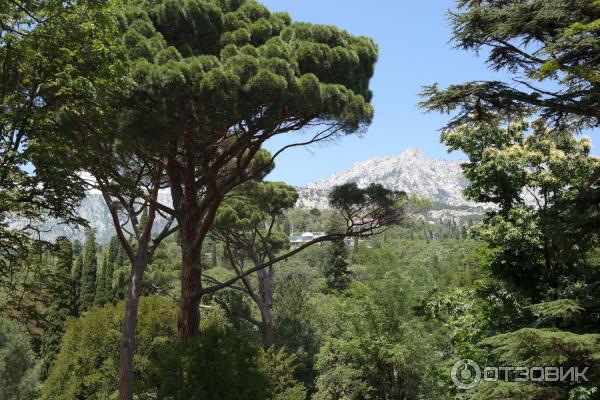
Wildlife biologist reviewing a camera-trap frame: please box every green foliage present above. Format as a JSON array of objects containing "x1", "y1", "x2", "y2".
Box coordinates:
[
  {"x1": 443, "y1": 120, "x2": 600, "y2": 296},
  {"x1": 272, "y1": 265, "x2": 322, "y2": 384},
  {"x1": 119, "y1": 0, "x2": 377, "y2": 139},
  {"x1": 41, "y1": 295, "x2": 303, "y2": 400},
  {"x1": 142, "y1": 237, "x2": 181, "y2": 298},
  {"x1": 260, "y1": 347, "x2": 308, "y2": 400},
  {"x1": 71, "y1": 253, "x2": 84, "y2": 313},
  {"x1": 156, "y1": 309, "x2": 273, "y2": 400},
  {"x1": 482, "y1": 328, "x2": 600, "y2": 369},
  {"x1": 465, "y1": 381, "x2": 564, "y2": 400},
  {"x1": 529, "y1": 299, "x2": 585, "y2": 325},
  {"x1": 40, "y1": 237, "x2": 76, "y2": 378},
  {"x1": 420, "y1": 0, "x2": 600, "y2": 130},
  {"x1": 42, "y1": 296, "x2": 179, "y2": 400},
  {"x1": 313, "y1": 263, "x2": 447, "y2": 400},
  {"x1": 313, "y1": 338, "x2": 374, "y2": 400},
  {"x1": 79, "y1": 229, "x2": 98, "y2": 312},
  {"x1": 323, "y1": 240, "x2": 350, "y2": 291},
  {"x1": 216, "y1": 182, "x2": 297, "y2": 230},
  {"x1": 0, "y1": 317, "x2": 39, "y2": 400},
  {"x1": 213, "y1": 181, "x2": 298, "y2": 254},
  {"x1": 328, "y1": 183, "x2": 406, "y2": 229},
  {"x1": 465, "y1": 329, "x2": 600, "y2": 399},
  {"x1": 94, "y1": 256, "x2": 109, "y2": 307},
  {"x1": 93, "y1": 236, "x2": 124, "y2": 306},
  {"x1": 0, "y1": 245, "x2": 57, "y2": 350},
  {"x1": 0, "y1": 0, "x2": 124, "y2": 286}
]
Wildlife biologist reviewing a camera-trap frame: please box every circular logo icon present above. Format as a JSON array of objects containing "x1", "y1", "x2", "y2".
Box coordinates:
[{"x1": 451, "y1": 359, "x2": 481, "y2": 390}]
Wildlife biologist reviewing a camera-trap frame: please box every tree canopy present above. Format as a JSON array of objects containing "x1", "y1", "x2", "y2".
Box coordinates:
[
  {"x1": 420, "y1": 0, "x2": 600, "y2": 130},
  {"x1": 0, "y1": 0, "x2": 124, "y2": 279}
]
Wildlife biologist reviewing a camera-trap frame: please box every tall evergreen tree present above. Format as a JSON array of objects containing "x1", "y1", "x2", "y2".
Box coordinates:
[
  {"x1": 79, "y1": 229, "x2": 98, "y2": 312},
  {"x1": 103, "y1": 236, "x2": 120, "y2": 304},
  {"x1": 116, "y1": 0, "x2": 379, "y2": 343},
  {"x1": 72, "y1": 254, "x2": 84, "y2": 315},
  {"x1": 94, "y1": 256, "x2": 109, "y2": 307},
  {"x1": 324, "y1": 240, "x2": 350, "y2": 292},
  {"x1": 94, "y1": 237, "x2": 120, "y2": 307},
  {"x1": 111, "y1": 238, "x2": 127, "y2": 303},
  {"x1": 40, "y1": 237, "x2": 76, "y2": 378}
]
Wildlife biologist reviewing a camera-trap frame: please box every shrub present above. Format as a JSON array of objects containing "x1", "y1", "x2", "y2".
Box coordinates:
[
  {"x1": 42, "y1": 296, "x2": 178, "y2": 400},
  {"x1": 0, "y1": 317, "x2": 39, "y2": 400}
]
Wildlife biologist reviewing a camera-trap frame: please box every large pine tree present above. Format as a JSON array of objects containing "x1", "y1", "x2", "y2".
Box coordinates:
[{"x1": 115, "y1": 0, "x2": 378, "y2": 344}]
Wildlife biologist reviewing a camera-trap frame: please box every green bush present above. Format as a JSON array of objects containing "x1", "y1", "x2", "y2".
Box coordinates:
[
  {"x1": 156, "y1": 309, "x2": 274, "y2": 400},
  {"x1": 42, "y1": 296, "x2": 178, "y2": 400},
  {"x1": 42, "y1": 297, "x2": 302, "y2": 400},
  {"x1": 0, "y1": 317, "x2": 39, "y2": 400}
]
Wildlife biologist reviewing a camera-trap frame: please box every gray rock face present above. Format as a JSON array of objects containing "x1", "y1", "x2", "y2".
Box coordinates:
[
  {"x1": 36, "y1": 191, "x2": 173, "y2": 244},
  {"x1": 296, "y1": 148, "x2": 476, "y2": 209}
]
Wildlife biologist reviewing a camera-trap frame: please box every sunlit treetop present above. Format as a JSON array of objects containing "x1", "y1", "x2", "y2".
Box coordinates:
[{"x1": 117, "y1": 0, "x2": 378, "y2": 144}]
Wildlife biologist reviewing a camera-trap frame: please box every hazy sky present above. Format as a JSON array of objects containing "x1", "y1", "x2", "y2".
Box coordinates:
[{"x1": 261, "y1": 0, "x2": 597, "y2": 186}]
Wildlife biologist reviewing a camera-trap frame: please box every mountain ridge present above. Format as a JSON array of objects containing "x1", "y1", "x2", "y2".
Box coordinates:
[
  {"x1": 31, "y1": 149, "x2": 487, "y2": 244},
  {"x1": 296, "y1": 148, "x2": 479, "y2": 210}
]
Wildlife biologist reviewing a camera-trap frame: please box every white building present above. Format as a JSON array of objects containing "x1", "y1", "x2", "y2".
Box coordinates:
[{"x1": 289, "y1": 231, "x2": 326, "y2": 246}]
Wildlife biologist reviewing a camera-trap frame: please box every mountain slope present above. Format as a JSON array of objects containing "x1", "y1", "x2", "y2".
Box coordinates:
[
  {"x1": 34, "y1": 149, "x2": 487, "y2": 244},
  {"x1": 296, "y1": 148, "x2": 479, "y2": 209},
  {"x1": 34, "y1": 192, "x2": 173, "y2": 244}
]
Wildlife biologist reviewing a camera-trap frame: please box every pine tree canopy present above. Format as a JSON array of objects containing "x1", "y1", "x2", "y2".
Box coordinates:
[
  {"x1": 118, "y1": 0, "x2": 377, "y2": 147},
  {"x1": 214, "y1": 182, "x2": 298, "y2": 233}
]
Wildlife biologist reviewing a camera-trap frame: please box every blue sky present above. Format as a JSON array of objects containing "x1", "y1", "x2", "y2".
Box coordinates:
[{"x1": 261, "y1": 0, "x2": 598, "y2": 186}]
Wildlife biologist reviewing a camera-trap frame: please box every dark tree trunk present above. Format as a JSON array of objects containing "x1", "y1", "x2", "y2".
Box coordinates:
[
  {"x1": 257, "y1": 267, "x2": 274, "y2": 348},
  {"x1": 179, "y1": 226, "x2": 202, "y2": 342},
  {"x1": 118, "y1": 255, "x2": 146, "y2": 400}
]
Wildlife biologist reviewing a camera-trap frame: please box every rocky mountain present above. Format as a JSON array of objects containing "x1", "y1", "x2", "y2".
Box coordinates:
[
  {"x1": 296, "y1": 148, "x2": 482, "y2": 210},
  {"x1": 295, "y1": 148, "x2": 491, "y2": 225},
  {"x1": 35, "y1": 191, "x2": 173, "y2": 244},
  {"x1": 34, "y1": 149, "x2": 488, "y2": 244}
]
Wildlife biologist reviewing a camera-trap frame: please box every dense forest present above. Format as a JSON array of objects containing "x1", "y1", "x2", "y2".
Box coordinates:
[{"x1": 1, "y1": 0, "x2": 599, "y2": 400}]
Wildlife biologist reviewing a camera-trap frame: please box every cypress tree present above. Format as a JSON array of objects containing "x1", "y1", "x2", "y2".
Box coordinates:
[
  {"x1": 72, "y1": 253, "x2": 83, "y2": 314},
  {"x1": 94, "y1": 237, "x2": 120, "y2": 306},
  {"x1": 79, "y1": 228, "x2": 97, "y2": 312},
  {"x1": 41, "y1": 236, "x2": 75, "y2": 378},
  {"x1": 103, "y1": 236, "x2": 119, "y2": 304},
  {"x1": 94, "y1": 255, "x2": 109, "y2": 306},
  {"x1": 324, "y1": 240, "x2": 350, "y2": 292},
  {"x1": 112, "y1": 240, "x2": 127, "y2": 303}
]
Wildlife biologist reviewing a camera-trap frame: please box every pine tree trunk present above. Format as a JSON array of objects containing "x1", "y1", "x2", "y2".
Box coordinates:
[
  {"x1": 257, "y1": 268, "x2": 274, "y2": 348},
  {"x1": 118, "y1": 255, "x2": 145, "y2": 400},
  {"x1": 179, "y1": 227, "x2": 202, "y2": 342}
]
